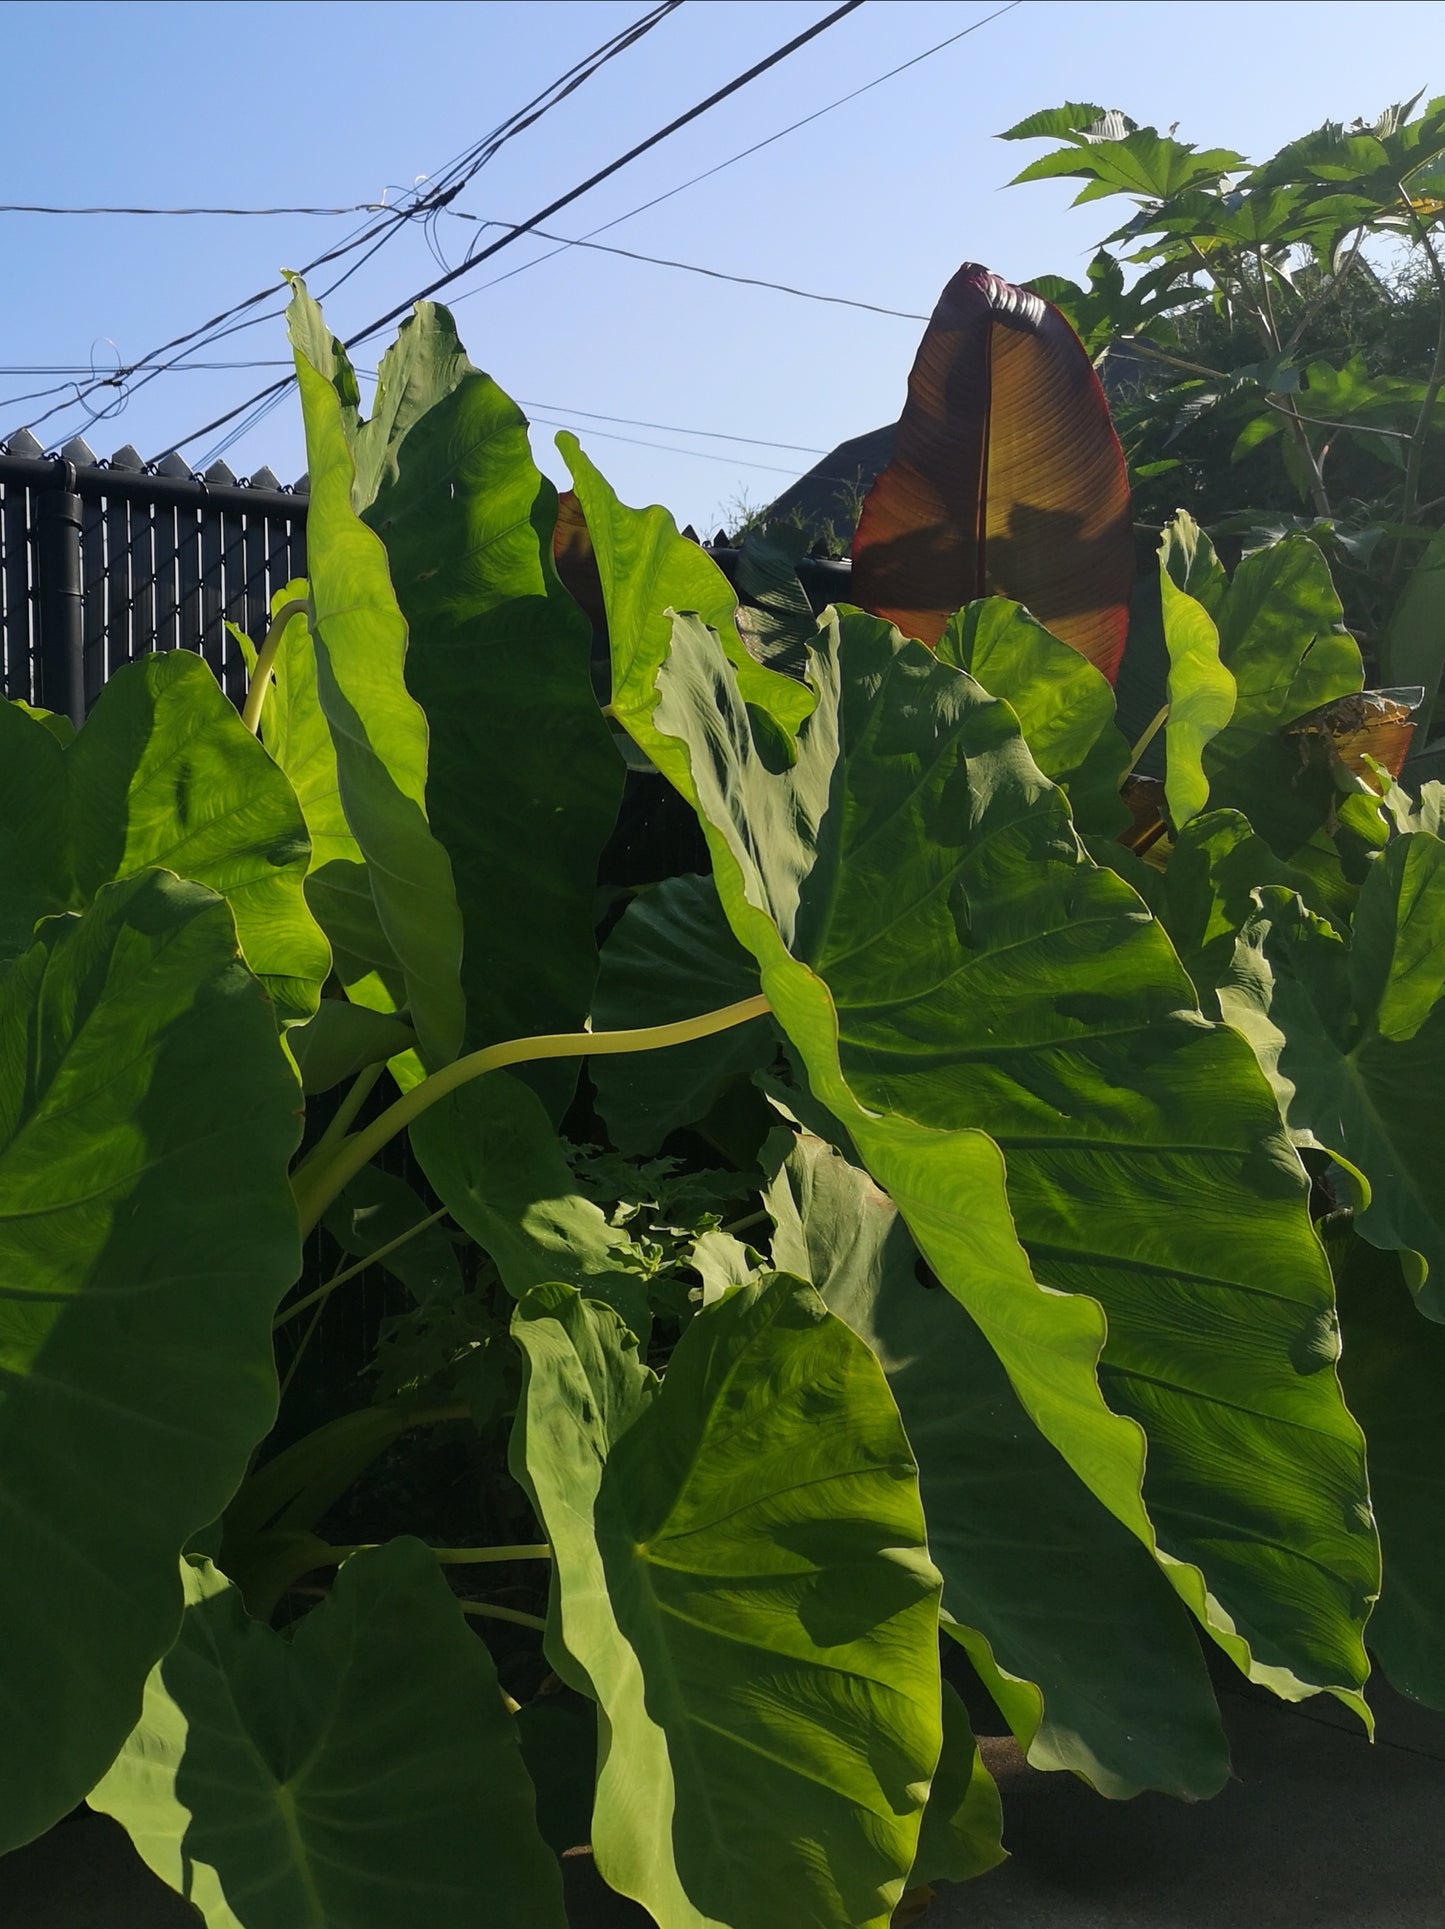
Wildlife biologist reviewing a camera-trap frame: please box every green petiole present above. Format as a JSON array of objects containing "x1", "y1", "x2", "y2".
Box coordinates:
[
  {"x1": 292, "y1": 993, "x2": 772, "y2": 1237},
  {"x1": 240, "y1": 596, "x2": 309, "y2": 735}
]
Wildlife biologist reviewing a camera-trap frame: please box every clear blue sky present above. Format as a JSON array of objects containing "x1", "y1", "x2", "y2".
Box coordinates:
[{"x1": 3, "y1": 0, "x2": 1439, "y2": 529}]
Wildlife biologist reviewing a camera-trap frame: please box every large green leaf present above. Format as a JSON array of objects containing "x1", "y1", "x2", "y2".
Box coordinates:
[
  {"x1": 0, "y1": 872, "x2": 301, "y2": 1850},
  {"x1": 936, "y1": 598, "x2": 1129, "y2": 836},
  {"x1": 849, "y1": 263, "x2": 1133, "y2": 680},
  {"x1": 554, "y1": 433, "x2": 812, "y2": 735},
  {"x1": 766, "y1": 1131, "x2": 1229, "y2": 1799},
  {"x1": 1219, "y1": 833, "x2": 1445, "y2": 1313},
  {"x1": 1156, "y1": 521, "x2": 1236, "y2": 828},
  {"x1": 323, "y1": 1164, "x2": 460, "y2": 1304},
  {"x1": 1153, "y1": 807, "x2": 1310, "y2": 1007},
  {"x1": 908, "y1": 1683, "x2": 1005, "y2": 1888},
  {"x1": 592, "y1": 872, "x2": 774, "y2": 1153},
  {"x1": 356, "y1": 305, "x2": 623, "y2": 1113},
  {"x1": 240, "y1": 581, "x2": 407, "y2": 1023},
  {"x1": 1003, "y1": 115, "x2": 1244, "y2": 202},
  {"x1": 89, "y1": 1542, "x2": 566, "y2": 1928},
  {"x1": 1330, "y1": 1231, "x2": 1445, "y2": 1711},
  {"x1": 1382, "y1": 517, "x2": 1445, "y2": 740},
  {"x1": 285, "y1": 999, "x2": 416, "y2": 1094},
  {"x1": 573, "y1": 492, "x2": 1376, "y2": 1710},
  {"x1": 288, "y1": 283, "x2": 466, "y2": 1069},
  {"x1": 511, "y1": 1278, "x2": 944, "y2": 1929},
  {"x1": 0, "y1": 653, "x2": 328, "y2": 1021},
  {"x1": 410, "y1": 1074, "x2": 650, "y2": 1336},
  {"x1": 1200, "y1": 535, "x2": 1364, "y2": 898}
]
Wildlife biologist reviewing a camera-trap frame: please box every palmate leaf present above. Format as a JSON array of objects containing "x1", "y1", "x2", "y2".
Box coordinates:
[
  {"x1": 1002, "y1": 113, "x2": 1244, "y2": 202},
  {"x1": 0, "y1": 652, "x2": 328, "y2": 1022},
  {"x1": 288, "y1": 284, "x2": 466, "y2": 1070},
  {"x1": 765, "y1": 1132, "x2": 1229, "y2": 1800},
  {"x1": 850, "y1": 264, "x2": 1133, "y2": 680},
  {"x1": 1219, "y1": 833, "x2": 1445, "y2": 1314},
  {"x1": 1329, "y1": 1231, "x2": 1445, "y2": 1711},
  {"x1": 0, "y1": 872, "x2": 301, "y2": 1850},
  {"x1": 511, "y1": 1277, "x2": 944, "y2": 1929},
  {"x1": 566, "y1": 451, "x2": 1377, "y2": 1710},
  {"x1": 89, "y1": 1542, "x2": 566, "y2": 1929},
  {"x1": 354, "y1": 305, "x2": 623, "y2": 1115}
]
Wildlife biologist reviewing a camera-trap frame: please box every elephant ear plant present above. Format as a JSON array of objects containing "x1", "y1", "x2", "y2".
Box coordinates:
[{"x1": 1, "y1": 264, "x2": 1442, "y2": 1928}]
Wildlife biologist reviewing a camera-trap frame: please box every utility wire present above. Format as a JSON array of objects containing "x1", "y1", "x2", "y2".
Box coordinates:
[
  {"x1": 0, "y1": 205, "x2": 927, "y2": 427},
  {"x1": 524, "y1": 414, "x2": 842, "y2": 476},
  {"x1": 515, "y1": 402, "x2": 827, "y2": 454},
  {"x1": 14, "y1": 0, "x2": 683, "y2": 444},
  {"x1": 0, "y1": 202, "x2": 391, "y2": 217},
  {"x1": 164, "y1": 0, "x2": 868, "y2": 460},
  {"x1": 452, "y1": 219, "x2": 929, "y2": 320},
  {"x1": 455, "y1": 0, "x2": 1023, "y2": 306}
]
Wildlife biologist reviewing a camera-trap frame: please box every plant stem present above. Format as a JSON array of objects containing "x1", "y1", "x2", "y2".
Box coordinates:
[
  {"x1": 1189, "y1": 237, "x2": 1332, "y2": 518},
  {"x1": 1123, "y1": 704, "x2": 1169, "y2": 781},
  {"x1": 457, "y1": 1602, "x2": 548, "y2": 1632},
  {"x1": 1398, "y1": 199, "x2": 1445, "y2": 533},
  {"x1": 277, "y1": 1263, "x2": 340, "y2": 1398},
  {"x1": 328, "y1": 1542, "x2": 552, "y2": 1564},
  {"x1": 1115, "y1": 336, "x2": 1229, "y2": 382},
  {"x1": 1284, "y1": 226, "x2": 1365, "y2": 354},
  {"x1": 293, "y1": 993, "x2": 772, "y2": 1237},
  {"x1": 289, "y1": 1063, "x2": 383, "y2": 1200},
  {"x1": 720, "y1": 1209, "x2": 769, "y2": 1238},
  {"x1": 273, "y1": 1206, "x2": 451, "y2": 1331},
  {"x1": 241, "y1": 597, "x2": 308, "y2": 736}
]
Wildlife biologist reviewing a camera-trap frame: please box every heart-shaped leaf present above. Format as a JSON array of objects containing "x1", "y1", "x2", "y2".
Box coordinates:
[
  {"x1": 89, "y1": 1541, "x2": 566, "y2": 1929},
  {"x1": 0, "y1": 872, "x2": 301, "y2": 1849},
  {"x1": 0, "y1": 652, "x2": 328, "y2": 1022},
  {"x1": 511, "y1": 1278, "x2": 944, "y2": 1929}
]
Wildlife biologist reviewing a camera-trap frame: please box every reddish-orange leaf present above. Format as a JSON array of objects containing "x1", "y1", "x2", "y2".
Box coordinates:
[
  {"x1": 851, "y1": 262, "x2": 1133, "y2": 682},
  {"x1": 552, "y1": 488, "x2": 607, "y2": 634}
]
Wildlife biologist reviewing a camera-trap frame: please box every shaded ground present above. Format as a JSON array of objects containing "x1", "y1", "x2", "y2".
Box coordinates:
[{"x1": 4, "y1": 1667, "x2": 1442, "y2": 1927}]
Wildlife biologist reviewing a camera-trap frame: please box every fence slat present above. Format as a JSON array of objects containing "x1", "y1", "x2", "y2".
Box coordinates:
[
  {"x1": 0, "y1": 453, "x2": 307, "y2": 716},
  {"x1": 81, "y1": 497, "x2": 108, "y2": 709},
  {"x1": 1, "y1": 481, "x2": 37, "y2": 703}
]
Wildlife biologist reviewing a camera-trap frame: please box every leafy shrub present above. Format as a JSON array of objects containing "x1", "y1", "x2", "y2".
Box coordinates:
[{"x1": 2, "y1": 265, "x2": 1443, "y2": 1929}]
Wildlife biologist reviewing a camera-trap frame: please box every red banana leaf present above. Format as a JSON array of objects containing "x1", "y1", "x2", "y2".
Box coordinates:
[
  {"x1": 851, "y1": 262, "x2": 1134, "y2": 682},
  {"x1": 553, "y1": 488, "x2": 608, "y2": 634}
]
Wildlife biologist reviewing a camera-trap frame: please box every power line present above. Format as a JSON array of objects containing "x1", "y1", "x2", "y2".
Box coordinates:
[
  {"x1": 0, "y1": 360, "x2": 834, "y2": 460},
  {"x1": 351, "y1": 0, "x2": 868, "y2": 351},
  {"x1": 455, "y1": 220, "x2": 929, "y2": 321},
  {"x1": 516, "y1": 402, "x2": 828, "y2": 455},
  {"x1": 455, "y1": 0, "x2": 1024, "y2": 307},
  {"x1": 0, "y1": 202, "x2": 388, "y2": 217},
  {"x1": 13, "y1": 1, "x2": 684, "y2": 445},
  {"x1": 0, "y1": 195, "x2": 929, "y2": 419},
  {"x1": 524, "y1": 414, "x2": 835, "y2": 475},
  {"x1": 164, "y1": 0, "x2": 868, "y2": 460}
]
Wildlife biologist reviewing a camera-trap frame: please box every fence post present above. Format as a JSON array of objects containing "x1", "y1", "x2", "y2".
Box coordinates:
[{"x1": 36, "y1": 465, "x2": 85, "y2": 727}]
